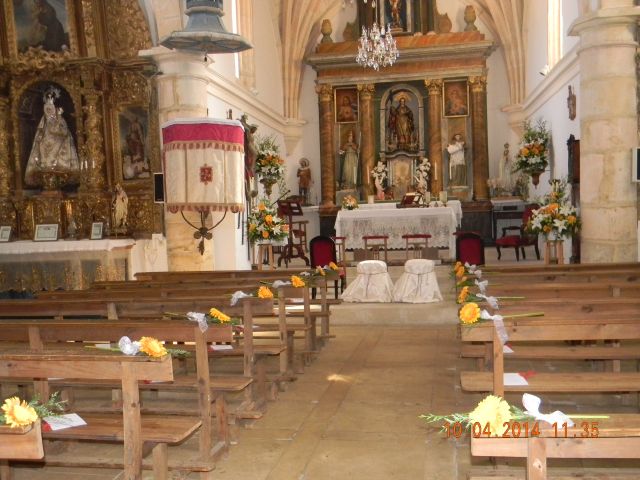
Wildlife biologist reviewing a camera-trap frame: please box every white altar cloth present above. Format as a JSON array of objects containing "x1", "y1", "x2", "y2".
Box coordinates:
[
  {"x1": 357, "y1": 200, "x2": 462, "y2": 226},
  {"x1": 335, "y1": 206, "x2": 457, "y2": 258},
  {"x1": 0, "y1": 239, "x2": 135, "y2": 256}
]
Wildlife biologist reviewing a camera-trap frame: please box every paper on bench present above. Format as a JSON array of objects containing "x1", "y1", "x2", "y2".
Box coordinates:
[
  {"x1": 43, "y1": 413, "x2": 87, "y2": 431},
  {"x1": 504, "y1": 373, "x2": 528, "y2": 386},
  {"x1": 210, "y1": 345, "x2": 233, "y2": 351},
  {"x1": 503, "y1": 344, "x2": 514, "y2": 354},
  {"x1": 94, "y1": 343, "x2": 112, "y2": 350}
]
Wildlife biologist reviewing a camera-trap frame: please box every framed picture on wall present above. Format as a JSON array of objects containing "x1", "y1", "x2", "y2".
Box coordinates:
[
  {"x1": 334, "y1": 87, "x2": 359, "y2": 124},
  {"x1": 90, "y1": 222, "x2": 104, "y2": 240},
  {"x1": 34, "y1": 224, "x2": 59, "y2": 242},
  {"x1": 115, "y1": 106, "x2": 151, "y2": 182},
  {"x1": 0, "y1": 226, "x2": 11, "y2": 242},
  {"x1": 443, "y1": 79, "x2": 469, "y2": 117}
]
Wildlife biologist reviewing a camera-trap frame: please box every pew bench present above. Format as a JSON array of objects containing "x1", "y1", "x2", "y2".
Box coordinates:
[
  {"x1": 0, "y1": 420, "x2": 44, "y2": 479},
  {"x1": 470, "y1": 414, "x2": 640, "y2": 480}
]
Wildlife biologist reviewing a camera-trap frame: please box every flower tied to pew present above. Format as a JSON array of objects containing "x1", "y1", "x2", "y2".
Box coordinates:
[
  {"x1": 99, "y1": 335, "x2": 190, "y2": 358},
  {"x1": 291, "y1": 275, "x2": 306, "y2": 288},
  {"x1": 458, "y1": 303, "x2": 544, "y2": 345},
  {"x1": 139, "y1": 336, "x2": 168, "y2": 358},
  {"x1": 1, "y1": 392, "x2": 65, "y2": 429},
  {"x1": 209, "y1": 308, "x2": 231, "y2": 324},
  {"x1": 257, "y1": 285, "x2": 274, "y2": 299}
]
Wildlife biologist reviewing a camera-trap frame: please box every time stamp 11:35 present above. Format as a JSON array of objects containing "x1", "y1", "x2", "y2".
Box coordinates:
[{"x1": 444, "y1": 421, "x2": 600, "y2": 438}]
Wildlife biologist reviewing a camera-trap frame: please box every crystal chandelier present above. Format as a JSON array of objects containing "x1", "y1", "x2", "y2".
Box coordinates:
[{"x1": 353, "y1": 0, "x2": 398, "y2": 71}]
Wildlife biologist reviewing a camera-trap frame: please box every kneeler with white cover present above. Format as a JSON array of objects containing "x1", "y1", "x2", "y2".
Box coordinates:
[
  {"x1": 341, "y1": 260, "x2": 394, "y2": 303},
  {"x1": 392, "y1": 259, "x2": 442, "y2": 303}
]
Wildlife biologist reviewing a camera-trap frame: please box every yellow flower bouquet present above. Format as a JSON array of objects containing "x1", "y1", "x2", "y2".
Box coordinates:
[
  {"x1": 247, "y1": 199, "x2": 289, "y2": 244},
  {"x1": 1, "y1": 392, "x2": 65, "y2": 429},
  {"x1": 514, "y1": 118, "x2": 550, "y2": 179}
]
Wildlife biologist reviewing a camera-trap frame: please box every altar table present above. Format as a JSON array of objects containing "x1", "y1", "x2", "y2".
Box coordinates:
[{"x1": 335, "y1": 205, "x2": 459, "y2": 258}]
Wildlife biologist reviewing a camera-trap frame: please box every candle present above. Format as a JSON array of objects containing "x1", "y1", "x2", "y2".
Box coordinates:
[
  {"x1": 424, "y1": 191, "x2": 431, "y2": 203},
  {"x1": 368, "y1": 195, "x2": 374, "y2": 204},
  {"x1": 439, "y1": 191, "x2": 448, "y2": 203},
  {"x1": 354, "y1": 166, "x2": 357, "y2": 183}
]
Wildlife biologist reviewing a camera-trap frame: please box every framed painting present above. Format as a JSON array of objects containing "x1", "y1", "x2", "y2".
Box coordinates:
[
  {"x1": 34, "y1": 223, "x2": 58, "y2": 241},
  {"x1": 5, "y1": 0, "x2": 79, "y2": 56},
  {"x1": 90, "y1": 222, "x2": 103, "y2": 240},
  {"x1": 115, "y1": 106, "x2": 151, "y2": 183},
  {"x1": 334, "y1": 87, "x2": 359, "y2": 124},
  {"x1": 443, "y1": 79, "x2": 469, "y2": 117},
  {"x1": 380, "y1": 0, "x2": 413, "y2": 34},
  {"x1": 0, "y1": 226, "x2": 11, "y2": 242}
]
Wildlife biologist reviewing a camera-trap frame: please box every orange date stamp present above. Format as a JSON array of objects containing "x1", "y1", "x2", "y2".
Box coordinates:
[{"x1": 443, "y1": 421, "x2": 599, "y2": 438}]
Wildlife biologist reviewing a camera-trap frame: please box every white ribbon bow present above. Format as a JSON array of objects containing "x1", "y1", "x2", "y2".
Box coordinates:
[
  {"x1": 230, "y1": 290, "x2": 251, "y2": 307},
  {"x1": 271, "y1": 280, "x2": 291, "y2": 288},
  {"x1": 522, "y1": 393, "x2": 574, "y2": 427},
  {"x1": 475, "y1": 279, "x2": 489, "y2": 294},
  {"x1": 118, "y1": 336, "x2": 140, "y2": 356},
  {"x1": 477, "y1": 293, "x2": 499, "y2": 310},
  {"x1": 480, "y1": 310, "x2": 509, "y2": 345},
  {"x1": 186, "y1": 312, "x2": 209, "y2": 332}
]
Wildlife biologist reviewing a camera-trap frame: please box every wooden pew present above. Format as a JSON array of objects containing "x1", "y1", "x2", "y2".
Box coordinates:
[
  {"x1": 0, "y1": 420, "x2": 44, "y2": 479},
  {"x1": 459, "y1": 317, "x2": 640, "y2": 397},
  {"x1": 0, "y1": 348, "x2": 206, "y2": 479},
  {"x1": 470, "y1": 415, "x2": 640, "y2": 480},
  {"x1": 473, "y1": 281, "x2": 640, "y2": 300}
]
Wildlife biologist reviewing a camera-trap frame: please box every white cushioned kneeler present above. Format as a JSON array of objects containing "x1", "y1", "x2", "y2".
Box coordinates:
[
  {"x1": 341, "y1": 260, "x2": 394, "y2": 303},
  {"x1": 392, "y1": 259, "x2": 443, "y2": 303}
]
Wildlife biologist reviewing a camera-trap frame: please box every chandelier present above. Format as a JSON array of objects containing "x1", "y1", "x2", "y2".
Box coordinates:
[{"x1": 351, "y1": 0, "x2": 399, "y2": 71}]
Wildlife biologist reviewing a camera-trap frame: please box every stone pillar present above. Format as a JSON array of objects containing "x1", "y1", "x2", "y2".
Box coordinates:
[
  {"x1": 317, "y1": 83, "x2": 335, "y2": 208},
  {"x1": 570, "y1": 3, "x2": 639, "y2": 262},
  {"x1": 425, "y1": 79, "x2": 443, "y2": 194},
  {"x1": 358, "y1": 83, "x2": 375, "y2": 194},
  {"x1": 144, "y1": 48, "x2": 214, "y2": 271},
  {"x1": 469, "y1": 75, "x2": 489, "y2": 201}
]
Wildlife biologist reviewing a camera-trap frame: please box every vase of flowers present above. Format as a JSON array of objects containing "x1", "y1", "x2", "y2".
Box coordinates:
[
  {"x1": 515, "y1": 119, "x2": 550, "y2": 187},
  {"x1": 247, "y1": 199, "x2": 289, "y2": 244},
  {"x1": 341, "y1": 195, "x2": 359, "y2": 210},
  {"x1": 255, "y1": 135, "x2": 285, "y2": 198}
]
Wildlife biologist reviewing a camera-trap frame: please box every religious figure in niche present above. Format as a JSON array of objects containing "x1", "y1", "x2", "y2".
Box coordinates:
[
  {"x1": 414, "y1": 156, "x2": 431, "y2": 194},
  {"x1": 386, "y1": 93, "x2": 417, "y2": 152},
  {"x1": 14, "y1": 0, "x2": 69, "y2": 53},
  {"x1": 112, "y1": 183, "x2": 128, "y2": 231},
  {"x1": 24, "y1": 87, "x2": 79, "y2": 187},
  {"x1": 499, "y1": 142, "x2": 516, "y2": 194},
  {"x1": 447, "y1": 133, "x2": 466, "y2": 187},
  {"x1": 122, "y1": 115, "x2": 149, "y2": 180},
  {"x1": 339, "y1": 129, "x2": 359, "y2": 189},
  {"x1": 297, "y1": 157, "x2": 312, "y2": 205},
  {"x1": 371, "y1": 160, "x2": 388, "y2": 200}
]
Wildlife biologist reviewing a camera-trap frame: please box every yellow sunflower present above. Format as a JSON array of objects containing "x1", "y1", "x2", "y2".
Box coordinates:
[
  {"x1": 316, "y1": 266, "x2": 326, "y2": 276},
  {"x1": 209, "y1": 308, "x2": 231, "y2": 323},
  {"x1": 329, "y1": 262, "x2": 339, "y2": 271},
  {"x1": 291, "y1": 275, "x2": 305, "y2": 288},
  {"x1": 459, "y1": 302, "x2": 481, "y2": 325},
  {"x1": 468, "y1": 395, "x2": 512, "y2": 436},
  {"x1": 139, "y1": 337, "x2": 168, "y2": 357},
  {"x1": 1, "y1": 397, "x2": 38, "y2": 428},
  {"x1": 257, "y1": 286, "x2": 273, "y2": 299},
  {"x1": 457, "y1": 286, "x2": 470, "y2": 304}
]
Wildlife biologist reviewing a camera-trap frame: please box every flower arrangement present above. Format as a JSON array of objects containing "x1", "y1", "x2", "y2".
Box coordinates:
[
  {"x1": 257, "y1": 286, "x2": 274, "y2": 299},
  {"x1": 514, "y1": 119, "x2": 550, "y2": 179},
  {"x1": 341, "y1": 195, "x2": 359, "y2": 210},
  {"x1": 291, "y1": 275, "x2": 306, "y2": 288},
  {"x1": 247, "y1": 199, "x2": 289, "y2": 244},
  {"x1": 526, "y1": 178, "x2": 580, "y2": 240},
  {"x1": 255, "y1": 135, "x2": 285, "y2": 196},
  {"x1": 90, "y1": 336, "x2": 189, "y2": 358},
  {"x1": 1, "y1": 393, "x2": 65, "y2": 429}
]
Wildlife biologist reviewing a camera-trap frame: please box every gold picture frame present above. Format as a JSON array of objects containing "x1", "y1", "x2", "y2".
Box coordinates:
[
  {"x1": 442, "y1": 79, "x2": 470, "y2": 118},
  {"x1": 334, "y1": 87, "x2": 359, "y2": 124}
]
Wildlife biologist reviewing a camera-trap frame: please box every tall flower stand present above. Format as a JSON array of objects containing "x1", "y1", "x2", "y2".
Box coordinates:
[
  {"x1": 256, "y1": 242, "x2": 275, "y2": 270},
  {"x1": 544, "y1": 240, "x2": 564, "y2": 265}
]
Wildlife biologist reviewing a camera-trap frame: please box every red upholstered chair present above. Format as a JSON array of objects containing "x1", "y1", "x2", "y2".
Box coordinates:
[
  {"x1": 309, "y1": 236, "x2": 346, "y2": 299},
  {"x1": 455, "y1": 231, "x2": 485, "y2": 266},
  {"x1": 495, "y1": 205, "x2": 541, "y2": 261}
]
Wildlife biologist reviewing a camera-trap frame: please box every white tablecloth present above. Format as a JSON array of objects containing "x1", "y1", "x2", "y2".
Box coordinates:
[
  {"x1": 335, "y1": 206, "x2": 457, "y2": 258},
  {"x1": 357, "y1": 200, "x2": 462, "y2": 226},
  {"x1": 0, "y1": 239, "x2": 135, "y2": 256}
]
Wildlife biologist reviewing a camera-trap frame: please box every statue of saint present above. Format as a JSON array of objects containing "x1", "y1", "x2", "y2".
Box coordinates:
[
  {"x1": 24, "y1": 88, "x2": 79, "y2": 187},
  {"x1": 499, "y1": 142, "x2": 515, "y2": 194},
  {"x1": 112, "y1": 183, "x2": 128, "y2": 231},
  {"x1": 387, "y1": 95, "x2": 416, "y2": 151},
  {"x1": 297, "y1": 157, "x2": 312, "y2": 205},
  {"x1": 371, "y1": 160, "x2": 388, "y2": 200},
  {"x1": 239, "y1": 114, "x2": 258, "y2": 179},
  {"x1": 447, "y1": 133, "x2": 466, "y2": 187},
  {"x1": 414, "y1": 156, "x2": 431, "y2": 194},
  {"x1": 339, "y1": 129, "x2": 359, "y2": 189}
]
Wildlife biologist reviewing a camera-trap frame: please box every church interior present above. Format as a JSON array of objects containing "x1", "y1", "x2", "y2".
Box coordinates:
[{"x1": 0, "y1": 0, "x2": 639, "y2": 479}]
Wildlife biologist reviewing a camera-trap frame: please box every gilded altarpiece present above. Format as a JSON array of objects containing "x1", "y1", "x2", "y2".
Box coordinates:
[{"x1": 0, "y1": 0, "x2": 162, "y2": 243}]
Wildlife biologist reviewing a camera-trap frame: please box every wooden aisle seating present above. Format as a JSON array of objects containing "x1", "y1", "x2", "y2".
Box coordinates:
[
  {"x1": 475, "y1": 281, "x2": 640, "y2": 300},
  {"x1": 460, "y1": 317, "x2": 640, "y2": 398},
  {"x1": 0, "y1": 420, "x2": 44, "y2": 478},
  {"x1": 470, "y1": 415, "x2": 640, "y2": 480},
  {"x1": 0, "y1": 348, "x2": 207, "y2": 479},
  {"x1": 0, "y1": 318, "x2": 249, "y2": 455}
]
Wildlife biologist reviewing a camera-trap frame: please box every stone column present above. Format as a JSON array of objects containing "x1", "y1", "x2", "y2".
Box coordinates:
[
  {"x1": 425, "y1": 79, "x2": 443, "y2": 194},
  {"x1": 143, "y1": 48, "x2": 214, "y2": 271},
  {"x1": 317, "y1": 83, "x2": 335, "y2": 208},
  {"x1": 570, "y1": 2, "x2": 639, "y2": 262},
  {"x1": 469, "y1": 75, "x2": 489, "y2": 201},
  {"x1": 358, "y1": 83, "x2": 375, "y2": 194}
]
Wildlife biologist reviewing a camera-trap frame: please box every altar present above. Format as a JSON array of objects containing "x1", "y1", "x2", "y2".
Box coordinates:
[{"x1": 335, "y1": 201, "x2": 461, "y2": 259}]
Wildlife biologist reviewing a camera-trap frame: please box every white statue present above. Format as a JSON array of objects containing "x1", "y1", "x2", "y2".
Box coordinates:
[
  {"x1": 499, "y1": 142, "x2": 516, "y2": 194},
  {"x1": 371, "y1": 160, "x2": 387, "y2": 200},
  {"x1": 414, "y1": 156, "x2": 431, "y2": 194},
  {"x1": 447, "y1": 133, "x2": 466, "y2": 187},
  {"x1": 24, "y1": 87, "x2": 80, "y2": 186},
  {"x1": 112, "y1": 183, "x2": 128, "y2": 230}
]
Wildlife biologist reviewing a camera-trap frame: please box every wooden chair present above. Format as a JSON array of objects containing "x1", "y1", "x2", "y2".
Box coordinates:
[
  {"x1": 455, "y1": 231, "x2": 485, "y2": 265},
  {"x1": 309, "y1": 235, "x2": 346, "y2": 298},
  {"x1": 277, "y1": 200, "x2": 310, "y2": 267},
  {"x1": 401, "y1": 234, "x2": 431, "y2": 259},
  {"x1": 362, "y1": 235, "x2": 389, "y2": 263},
  {"x1": 495, "y1": 204, "x2": 540, "y2": 261}
]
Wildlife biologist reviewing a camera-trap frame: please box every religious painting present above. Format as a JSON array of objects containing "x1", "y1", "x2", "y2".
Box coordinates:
[
  {"x1": 11, "y1": 0, "x2": 71, "y2": 53},
  {"x1": 117, "y1": 106, "x2": 151, "y2": 182},
  {"x1": 334, "y1": 87, "x2": 359, "y2": 124},
  {"x1": 336, "y1": 124, "x2": 360, "y2": 191},
  {"x1": 384, "y1": 90, "x2": 419, "y2": 153},
  {"x1": 380, "y1": 0, "x2": 413, "y2": 34},
  {"x1": 443, "y1": 79, "x2": 469, "y2": 117}
]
